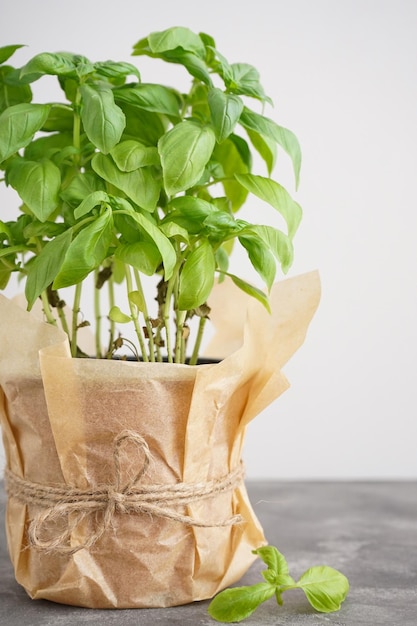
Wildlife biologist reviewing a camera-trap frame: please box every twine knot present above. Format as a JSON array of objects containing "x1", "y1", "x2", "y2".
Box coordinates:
[
  {"x1": 107, "y1": 488, "x2": 127, "y2": 510},
  {"x1": 5, "y1": 430, "x2": 244, "y2": 554}
]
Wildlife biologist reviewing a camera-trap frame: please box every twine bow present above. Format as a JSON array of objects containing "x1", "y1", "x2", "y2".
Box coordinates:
[{"x1": 5, "y1": 430, "x2": 244, "y2": 554}]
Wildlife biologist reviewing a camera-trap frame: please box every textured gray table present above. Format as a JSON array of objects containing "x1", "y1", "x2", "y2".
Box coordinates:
[{"x1": 1, "y1": 481, "x2": 416, "y2": 625}]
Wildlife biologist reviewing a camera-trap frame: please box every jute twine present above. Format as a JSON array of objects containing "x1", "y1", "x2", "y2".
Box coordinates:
[{"x1": 5, "y1": 430, "x2": 244, "y2": 554}]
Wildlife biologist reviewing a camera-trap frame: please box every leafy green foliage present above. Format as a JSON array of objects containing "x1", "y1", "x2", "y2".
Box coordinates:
[
  {"x1": 208, "y1": 583, "x2": 275, "y2": 622},
  {"x1": 240, "y1": 108, "x2": 302, "y2": 188},
  {"x1": 208, "y1": 546, "x2": 349, "y2": 622},
  {"x1": 158, "y1": 121, "x2": 216, "y2": 195},
  {"x1": 53, "y1": 209, "x2": 114, "y2": 288},
  {"x1": 113, "y1": 83, "x2": 181, "y2": 118},
  {"x1": 0, "y1": 103, "x2": 50, "y2": 161},
  {"x1": 236, "y1": 173, "x2": 303, "y2": 238},
  {"x1": 208, "y1": 88, "x2": 243, "y2": 142},
  {"x1": 8, "y1": 157, "x2": 61, "y2": 221},
  {"x1": 296, "y1": 566, "x2": 350, "y2": 613},
  {"x1": 0, "y1": 45, "x2": 25, "y2": 65},
  {"x1": 110, "y1": 140, "x2": 159, "y2": 171},
  {"x1": 0, "y1": 26, "x2": 305, "y2": 362},
  {"x1": 25, "y1": 230, "x2": 72, "y2": 308},
  {"x1": 0, "y1": 64, "x2": 32, "y2": 113},
  {"x1": 80, "y1": 84, "x2": 126, "y2": 153},
  {"x1": 178, "y1": 239, "x2": 215, "y2": 310},
  {"x1": 91, "y1": 153, "x2": 159, "y2": 211}
]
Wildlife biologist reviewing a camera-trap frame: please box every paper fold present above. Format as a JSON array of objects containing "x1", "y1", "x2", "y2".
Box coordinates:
[{"x1": 0, "y1": 271, "x2": 320, "y2": 608}]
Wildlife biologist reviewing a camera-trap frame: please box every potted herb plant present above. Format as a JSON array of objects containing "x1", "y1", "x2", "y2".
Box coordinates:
[{"x1": 0, "y1": 26, "x2": 321, "y2": 609}]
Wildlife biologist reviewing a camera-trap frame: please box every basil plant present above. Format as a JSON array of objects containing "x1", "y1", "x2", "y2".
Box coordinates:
[{"x1": 0, "y1": 27, "x2": 302, "y2": 363}]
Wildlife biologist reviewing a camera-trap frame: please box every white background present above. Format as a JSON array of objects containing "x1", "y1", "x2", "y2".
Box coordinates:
[{"x1": 1, "y1": 0, "x2": 416, "y2": 479}]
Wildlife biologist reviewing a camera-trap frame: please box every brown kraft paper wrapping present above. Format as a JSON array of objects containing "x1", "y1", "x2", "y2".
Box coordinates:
[{"x1": 0, "y1": 271, "x2": 320, "y2": 608}]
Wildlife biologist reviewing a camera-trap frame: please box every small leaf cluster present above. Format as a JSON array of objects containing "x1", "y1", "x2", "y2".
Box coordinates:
[
  {"x1": 0, "y1": 28, "x2": 303, "y2": 362},
  {"x1": 208, "y1": 545, "x2": 350, "y2": 622}
]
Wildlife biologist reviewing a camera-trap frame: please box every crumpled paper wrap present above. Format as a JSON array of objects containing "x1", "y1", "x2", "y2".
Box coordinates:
[{"x1": 0, "y1": 271, "x2": 320, "y2": 608}]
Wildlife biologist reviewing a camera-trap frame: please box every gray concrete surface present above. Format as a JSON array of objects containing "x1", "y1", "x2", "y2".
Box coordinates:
[{"x1": 1, "y1": 481, "x2": 416, "y2": 625}]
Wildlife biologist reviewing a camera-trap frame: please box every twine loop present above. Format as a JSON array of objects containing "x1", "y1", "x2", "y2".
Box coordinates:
[{"x1": 5, "y1": 430, "x2": 244, "y2": 554}]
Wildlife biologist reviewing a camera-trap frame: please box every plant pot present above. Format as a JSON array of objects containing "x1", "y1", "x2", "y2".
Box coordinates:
[
  {"x1": 3, "y1": 360, "x2": 263, "y2": 608},
  {"x1": 0, "y1": 272, "x2": 321, "y2": 608}
]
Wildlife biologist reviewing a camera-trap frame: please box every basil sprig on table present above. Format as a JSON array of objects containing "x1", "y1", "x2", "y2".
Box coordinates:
[{"x1": 208, "y1": 546, "x2": 349, "y2": 622}]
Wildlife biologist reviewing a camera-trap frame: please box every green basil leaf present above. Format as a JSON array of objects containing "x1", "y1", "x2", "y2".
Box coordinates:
[
  {"x1": 203, "y1": 210, "x2": 242, "y2": 243},
  {"x1": 3, "y1": 214, "x2": 31, "y2": 245},
  {"x1": 215, "y1": 246, "x2": 229, "y2": 275},
  {"x1": 133, "y1": 28, "x2": 212, "y2": 85},
  {"x1": 262, "y1": 568, "x2": 296, "y2": 588},
  {"x1": 74, "y1": 191, "x2": 110, "y2": 219},
  {"x1": 254, "y1": 546, "x2": 296, "y2": 589},
  {"x1": 203, "y1": 210, "x2": 239, "y2": 232},
  {"x1": 8, "y1": 158, "x2": 61, "y2": 221},
  {"x1": 240, "y1": 107, "x2": 302, "y2": 188},
  {"x1": 41, "y1": 103, "x2": 74, "y2": 132},
  {"x1": 109, "y1": 305, "x2": 131, "y2": 323},
  {"x1": 239, "y1": 233, "x2": 276, "y2": 290},
  {"x1": 23, "y1": 220, "x2": 66, "y2": 239},
  {"x1": 19, "y1": 52, "x2": 78, "y2": 80},
  {"x1": 186, "y1": 82, "x2": 210, "y2": 121},
  {"x1": 114, "y1": 83, "x2": 181, "y2": 118},
  {"x1": 158, "y1": 121, "x2": 215, "y2": 195},
  {"x1": 245, "y1": 224, "x2": 294, "y2": 273},
  {"x1": 0, "y1": 66, "x2": 32, "y2": 113},
  {"x1": 169, "y1": 51, "x2": 214, "y2": 85},
  {"x1": 110, "y1": 140, "x2": 159, "y2": 171},
  {"x1": 296, "y1": 566, "x2": 350, "y2": 613},
  {"x1": 0, "y1": 220, "x2": 12, "y2": 241},
  {"x1": 197, "y1": 31, "x2": 216, "y2": 51},
  {"x1": 94, "y1": 60, "x2": 140, "y2": 81},
  {"x1": 227, "y1": 273, "x2": 271, "y2": 312},
  {"x1": 23, "y1": 131, "x2": 73, "y2": 160},
  {"x1": 228, "y1": 63, "x2": 272, "y2": 104},
  {"x1": 0, "y1": 103, "x2": 50, "y2": 162},
  {"x1": 91, "y1": 152, "x2": 159, "y2": 212},
  {"x1": 115, "y1": 241, "x2": 161, "y2": 276},
  {"x1": 159, "y1": 221, "x2": 189, "y2": 243},
  {"x1": 178, "y1": 239, "x2": 215, "y2": 310},
  {"x1": 207, "y1": 46, "x2": 234, "y2": 83},
  {"x1": 208, "y1": 582, "x2": 275, "y2": 623},
  {"x1": 246, "y1": 128, "x2": 276, "y2": 175},
  {"x1": 146, "y1": 26, "x2": 206, "y2": 57},
  {"x1": 0, "y1": 266, "x2": 11, "y2": 289},
  {"x1": 208, "y1": 88, "x2": 243, "y2": 142},
  {"x1": 60, "y1": 172, "x2": 106, "y2": 208},
  {"x1": 117, "y1": 206, "x2": 176, "y2": 280},
  {"x1": 254, "y1": 546, "x2": 290, "y2": 576},
  {"x1": 0, "y1": 221, "x2": 12, "y2": 241},
  {"x1": 73, "y1": 60, "x2": 96, "y2": 79},
  {"x1": 118, "y1": 102, "x2": 166, "y2": 146},
  {"x1": 210, "y1": 196, "x2": 230, "y2": 211},
  {"x1": 213, "y1": 137, "x2": 249, "y2": 211},
  {"x1": 0, "y1": 67, "x2": 27, "y2": 86},
  {"x1": 25, "y1": 229, "x2": 72, "y2": 308},
  {"x1": 53, "y1": 209, "x2": 113, "y2": 288},
  {"x1": 80, "y1": 83, "x2": 125, "y2": 154},
  {"x1": 128, "y1": 289, "x2": 145, "y2": 312},
  {"x1": 235, "y1": 173, "x2": 302, "y2": 239},
  {"x1": 0, "y1": 44, "x2": 25, "y2": 65},
  {"x1": 168, "y1": 195, "x2": 217, "y2": 220},
  {"x1": 162, "y1": 196, "x2": 215, "y2": 235}
]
